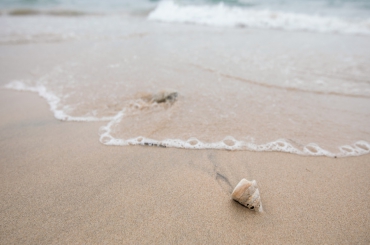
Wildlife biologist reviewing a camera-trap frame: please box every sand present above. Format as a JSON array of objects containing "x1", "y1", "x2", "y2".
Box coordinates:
[{"x1": 0, "y1": 89, "x2": 369, "y2": 244}]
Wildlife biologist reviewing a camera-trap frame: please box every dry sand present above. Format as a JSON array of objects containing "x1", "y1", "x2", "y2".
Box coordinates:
[{"x1": 0, "y1": 89, "x2": 369, "y2": 244}]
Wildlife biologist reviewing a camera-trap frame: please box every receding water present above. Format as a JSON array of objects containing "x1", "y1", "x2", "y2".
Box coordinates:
[{"x1": 1, "y1": 0, "x2": 370, "y2": 157}]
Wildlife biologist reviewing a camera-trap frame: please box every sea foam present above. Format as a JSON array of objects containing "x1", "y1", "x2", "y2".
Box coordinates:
[
  {"x1": 5, "y1": 80, "x2": 114, "y2": 122},
  {"x1": 148, "y1": 0, "x2": 370, "y2": 35},
  {"x1": 98, "y1": 108, "x2": 370, "y2": 158},
  {"x1": 5, "y1": 80, "x2": 370, "y2": 157}
]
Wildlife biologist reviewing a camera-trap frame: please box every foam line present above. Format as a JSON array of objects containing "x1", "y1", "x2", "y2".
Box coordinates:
[
  {"x1": 6, "y1": 81, "x2": 370, "y2": 157},
  {"x1": 98, "y1": 111, "x2": 370, "y2": 157},
  {"x1": 5, "y1": 80, "x2": 114, "y2": 122}
]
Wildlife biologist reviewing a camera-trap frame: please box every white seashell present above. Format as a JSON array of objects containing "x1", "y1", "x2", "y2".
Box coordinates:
[{"x1": 231, "y1": 178, "x2": 263, "y2": 212}]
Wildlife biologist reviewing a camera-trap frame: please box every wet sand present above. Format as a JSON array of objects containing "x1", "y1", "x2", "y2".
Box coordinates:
[{"x1": 0, "y1": 89, "x2": 369, "y2": 244}]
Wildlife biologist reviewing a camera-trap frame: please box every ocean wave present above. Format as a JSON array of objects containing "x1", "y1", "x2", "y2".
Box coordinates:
[{"x1": 148, "y1": 0, "x2": 370, "y2": 35}]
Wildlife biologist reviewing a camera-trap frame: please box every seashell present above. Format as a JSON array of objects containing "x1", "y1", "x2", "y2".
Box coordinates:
[
  {"x1": 151, "y1": 89, "x2": 178, "y2": 103},
  {"x1": 136, "y1": 89, "x2": 179, "y2": 103},
  {"x1": 231, "y1": 178, "x2": 262, "y2": 212}
]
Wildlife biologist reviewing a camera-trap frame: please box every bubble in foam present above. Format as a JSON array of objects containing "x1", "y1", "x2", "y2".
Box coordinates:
[
  {"x1": 306, "y1": 144, "x2": 334, "y2": 156},
  {"x1": 354, "y1": 141, "x2": 370, "y2": 152},
  {"x1": 340, "y1": 145, "x2": 354, "y2": 153},
  {"x1": 187, "y1": 137, "x2": 200, "y2": 146},
  {"x1": 223, "y1": 136, "x2": 236, "y2": 147},
  {"x1": 100, "y1": 135, "x2": 113, "y2": 144}
]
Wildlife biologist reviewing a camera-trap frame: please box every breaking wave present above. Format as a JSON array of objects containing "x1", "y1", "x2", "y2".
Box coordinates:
[{"x1": 148, "y1": 0, "x2": 370, "y2": 35}]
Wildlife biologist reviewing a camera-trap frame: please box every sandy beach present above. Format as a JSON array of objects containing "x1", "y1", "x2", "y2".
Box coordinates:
[
  {"x1": 1, "y1": 0, "x2": 370, "y2": 243},
  {"x1": 1, "y1": 89, "x2": 369, "y2": 244}
]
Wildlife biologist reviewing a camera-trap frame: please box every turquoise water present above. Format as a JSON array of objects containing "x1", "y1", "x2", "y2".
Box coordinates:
[
  {"x1": 0, "y1": 0, "x2": 159, "y2": 13},
  {"x1": 1, "y1": 0, "x2": 369, "y2": 18}
]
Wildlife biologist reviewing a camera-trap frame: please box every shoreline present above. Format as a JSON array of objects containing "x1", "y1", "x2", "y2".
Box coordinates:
[
  {"x1": 5, "y1": 82, "x2": 369, "y2": 157},
  {"x1": 1, "y1": 89, "x2": 369, "y2": 244}
]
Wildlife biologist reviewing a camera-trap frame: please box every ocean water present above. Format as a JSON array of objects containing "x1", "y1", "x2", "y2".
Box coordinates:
[{"x1": 1, "y1": 0, "x2": 370, "y2": 157}]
